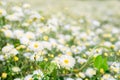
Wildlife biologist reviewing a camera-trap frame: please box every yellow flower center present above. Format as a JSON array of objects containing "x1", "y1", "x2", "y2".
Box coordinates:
[
  {"x1": 34, "y1": 43, "x2": 39, "y2": 48},
  {"x1": 64, "y1": 59, "x2": 69, "y2": 64}
]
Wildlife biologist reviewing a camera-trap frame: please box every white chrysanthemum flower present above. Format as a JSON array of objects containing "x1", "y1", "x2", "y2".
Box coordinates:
[
  {"x1": 30, "y1": 53, "x2": 43, "y2": 61},
  {"x1": 20, "y1": 37, "x2": 30, "y2": 45},
  {"x1": 114, "y1": 41, "x2": 120, "y2": 51},
  {"x1": 78, "y1": 72, "x2": 85, "y2": 78},
  {"x1": 3, "y1": 30, "x2": 14, "y2": 38},
  {"x1": 2, "y1": 45, "x2": 18, "y2": 57},
  {"x1": 3, "y1": 24, "x2": 11, "y2": 29},
  {"x1": 13, "y1": 30, "x2": 24, "y2": 39},
  {"x1": 59, "y1": 55, "x2": 75, "y2": 69},
  {"x1": 25, "y1": 32, "x2": 35, "y2": 40},
  {"x1": 85, "y1": 68, "x2": 96, "y2": 77},
  {"x1": 28, "y1": 41, "x2": 43, "y2": 52},
  {"x1": 14, "y1": 78, "x2": 21, "y2": 80},
  {"x1": 12, "y1": 67, "x2": 21, "y2": 72},
  {"x1": 29, "y1": 11, "x2": 41, "y2": 20},
  {"x1": 24, "y1": 74, "x2": 33, "y2": 80},
  {"x1": 104, "y1": 41, "x2": 112, "y2": 47},
  {"x1": 110, "y1": 62, "x2": 120, "y2": 73},
  {"x1": 12, "y1": 6, "x2": 22, "y2": 12},
  {"x1": 0, "y1": 55, "x2": 4, "y2": 61},
  {"x1": 41, "y1": 41, "x2": 52, "y2": 50},
  {"x1": 33, "y1": 69, "x2": 44, "y2": 79},
  {"x1": 52, "y1": 57, "x2": 60, "y2": 68},
  {"x1": 76, "y1": 57, "x2": 87, "y2": 64},
  {"x1": 0, "y1": 8, "x2": 7, "y2": 16},
  {"x1": 47, "y1": 17, "x2": 59, "y2": 26},
  {"x1": 2, "y1": 45, "x2": 14, "y2": 53},
  {"x1": 65, "y1": 78, "x2": 74, "y2": 80},
  {"x1": 76, "y1": 78, "x2": 82, "y2": 80},
  {"x1": 6, "y1": 14, "x2": 21, "y2": 21},
  {"x1": 101, "y1": 74, "x2": 115, "y2": 80},
  {"x1": 23, "y1": 52, "x2": 32, "y2": 58},
  {"x1": 9, "y1": 48, "x2": 19, "y2": 55}
]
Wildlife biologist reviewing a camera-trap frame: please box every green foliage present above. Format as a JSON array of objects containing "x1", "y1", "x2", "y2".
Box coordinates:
[{"x1": 94, "y1": 55, "x2": 109, "y2": 71}]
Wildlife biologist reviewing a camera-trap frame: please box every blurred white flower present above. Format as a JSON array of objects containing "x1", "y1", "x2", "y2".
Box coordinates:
[
  {"x1": 85, "y1": 68, "x2": 96, "y2": 77},
  {"x1": 0, "y1": 8, "x2": 6, "y2": 16},
  {"x1": 101, "y1": 74, "x2": 115, "y2": 80},
  {"x1": 33, "y1": 69, "x2": 44, "y2": 79},
  {"x1": 3, "y1": 30, "x2": 14, "y2": 38},
  {"x1": 28, "y1": 41, "x2": 43, "y2": 52},
  {"x1": 20, "y1": 37, "x2": 30, "y2": 45},
  {"x1": 59, "y1": 55, "x2": 75, "y2": 69},
  {"x1": 12, "y1": 67, "x2": 21, "y2": 72},
  {"x1": 24, "y1": 74, "x2": 33, "y2": 80}
]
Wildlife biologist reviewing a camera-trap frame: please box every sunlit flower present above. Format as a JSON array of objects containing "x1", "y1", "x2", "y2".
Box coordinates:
[
  {"x1": 59, "y1": 55, "x2": 75, "y2": 69},
  {"x1": 85, "y1": 68, "x2": 96, "y2": 77},
  {"x1": 12, "y1": 67, "x2": 21, "y2": 73}
]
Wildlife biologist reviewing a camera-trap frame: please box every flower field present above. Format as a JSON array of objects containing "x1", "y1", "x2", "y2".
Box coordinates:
[{"x1": 0, "y1": 0, "x2": 120, "y2": 80}]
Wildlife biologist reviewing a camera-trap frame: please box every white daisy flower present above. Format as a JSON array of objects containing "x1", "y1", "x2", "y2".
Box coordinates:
[
  {"x1": 3, "y1": 30, "x2": 14, "y2": 38},
  {"x1": 33, "y1": 69, "x2": 44, "y2": 79},
  {"x1": 2, "y1": 45, "x2": 14, "y2": 53},
  {"x1": 28, "y1": 41, "x2": 43, "y2": 52},
  {"x1": 85, "y1": 68, "x2": 96, "y2": 78},
  {"x1": 12, "y1": 67, "x2": 21, "y2": 73},
  {"x1": 20, "y1": 37, "x2": 30, "y2": 45},
  {"x1": 24, "y1": 74, "x2": 33, "y2": 80},
  {"x1": 59, "y1": 55, "x2": 75, "y2": 69},
  {"x1": 0, "y1": 8, "x2": 7, "y2": 16},
  {"x1": 101, "y1": 74, "x2": 115, "y2": 80}
]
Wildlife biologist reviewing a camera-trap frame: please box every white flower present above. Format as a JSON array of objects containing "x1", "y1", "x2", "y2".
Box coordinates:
[
  {"x1": 25, "y1": 32, "x2": 35, "y2": 40},
  {"x1": 104, "y1": 41, "x2": 112, "y2": 47},
  {"x1": 13, "y1": 30, "x2": 24, "y2": 39},
  {"x1": 3, "y1": 24, "x2": 11, "y2": 29},
  {"x1": 41, "y1": 41, "x2": 52, "y2": 50},
  {"x1": 77, "y1": 57, "x2": 87, "y2": 64},
  {"x1": 78, "y1": 72, "x2": 85, "y2": 78},
  {"x1": 76, "y1": 78, "x2": 82, "y2": 80},
  {"x1": 0, "y1": 8, "x2": 7, "y2": 16},
  {"x1": 14, "y1": 78, "x2": 21, "y2": 80},
  {"x1": 23, "y1": 52, "x2": 32, "y2": 58},
  {"x1": 28, "y1": 41, "x2": 43, "y2": 52},
  {"x1": 9, "y1": 48, "x2": 18, "y2": 55},
  {"x1": 3, "y1": 30, "x2": 14, "y2": 38},
  {"x1": 101, "y1": 74, "x2": 115, "y2": 80},
  {"x1": 59, "y1": 55, "x2": 75, "y2": 69},
  {"x1": 2, "y1": 45, "x2": 18, "y2": 57},
  {"x1": 29, "y1": 11, "x2": 41, "y2": 20},
  {"x1": 6, "y1": 14, "x2": 21, "y2": 21},
  {"x1": 114, "y1": 41, "x2": 120, "y2": 51},
  {"x1": 12, "y1": 6, "x2": 22, "y2": 12},
  {"x1": 52, "y1": 57, "x2": 60, "y2": 68},
  {"x1": 85, "y1": 68, "x2": 96, "y2": 77},
  {"x1": 0, "y1": 55, "x2": 4, "y2": 61},
  {"x1": 65, "y1": 78, "x2": 74, "y2": 80},
  {"x1": 33, "y1": 69, "x2": 44, "y2": 79},
  {"x1": 12, "y1": 67, "x2": 21, "y2": 72},
  {"x1": 30, "y1": 53, "x2": 43, "y2": 61},
  {"x1": 110, "y1": 62, "x2": 120, "y2": 73},
  {"x1": 2, "y1": 45, "x2": 14, "y2": 53},
  {"x1": 20, "y1": 37, "x2": 30, "y2": 45},
  {"x1": 24, "y1": 74, "x2": 33, "y2": 80}
]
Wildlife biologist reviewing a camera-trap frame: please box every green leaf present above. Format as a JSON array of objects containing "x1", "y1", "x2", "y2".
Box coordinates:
[
  {"x1": 47, "y1": 63, "x2": 57, "y2": 74},
  {"x1": 94, "y1": 55, "x2": 108, "y2": 71}
]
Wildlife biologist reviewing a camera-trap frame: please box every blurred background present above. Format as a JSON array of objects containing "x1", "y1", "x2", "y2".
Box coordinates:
[{"x1": 6, "y1": 0, "x2": 120, "y2": 26}]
